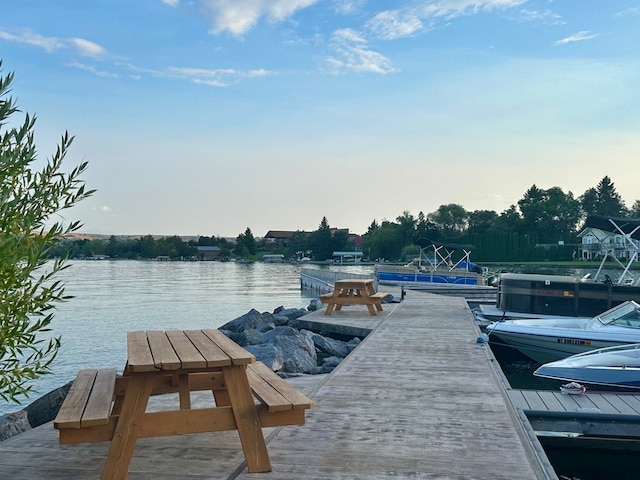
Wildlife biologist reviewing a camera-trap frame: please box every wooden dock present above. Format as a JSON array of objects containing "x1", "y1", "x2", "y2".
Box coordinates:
[
  {"x1": 0, "y1": 293, "x2": 555, "y2": 479},
  {"x1": 509, "y1": 388, "x2": 640, "y2": 439}
]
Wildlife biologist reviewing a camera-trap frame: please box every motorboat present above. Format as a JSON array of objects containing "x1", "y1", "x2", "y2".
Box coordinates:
[
  {"x1": 534, "y1": 343, "x2": 640, "y2": 390},
  {"x1": 486, "y1": 300, "x2": 640, "y2": 363}
]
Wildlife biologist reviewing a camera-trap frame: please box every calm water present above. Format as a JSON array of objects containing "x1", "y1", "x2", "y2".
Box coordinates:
[{"x1": 2, "y1": 260, "x2": 371, "y2": 415}]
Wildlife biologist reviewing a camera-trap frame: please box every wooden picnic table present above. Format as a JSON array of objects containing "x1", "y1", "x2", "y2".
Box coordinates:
[
  {"x1": 54, "y1": 329, "x2": 313, "y2": 480},
  {"x1": 106, "y1": 329, "x2": 268, "y2": 479},
  {"x1": 320, "y1": 279, "x2": 389, "y2": 316}
]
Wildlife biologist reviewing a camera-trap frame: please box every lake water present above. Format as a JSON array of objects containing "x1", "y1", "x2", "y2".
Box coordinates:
[{"x1": 1, "y1": 260, "x2": 372, "y2": 416}]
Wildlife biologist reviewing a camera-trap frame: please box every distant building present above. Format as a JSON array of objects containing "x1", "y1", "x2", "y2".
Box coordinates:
[
  {"x1": 263, "y1": 231, "x2": 299, "y2": 249},
  {"x1": 196, "y1": 246, "x2": 221, "y2": 261},
  {"x1": 577, "y1": 227, "x2": 639, "y2": 261}
]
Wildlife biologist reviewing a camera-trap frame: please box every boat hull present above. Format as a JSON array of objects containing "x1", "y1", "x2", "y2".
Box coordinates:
[{"x1": 534, "y1": 345, "x2": 640, "y2": 389}]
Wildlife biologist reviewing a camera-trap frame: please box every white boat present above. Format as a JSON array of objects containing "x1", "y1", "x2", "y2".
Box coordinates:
[
  {"x1": 534, "y1": 343, "x2": 640, "y2": 390},
  {"x1": 486, "y1": 300, "x2": 640, "y2": 363}
]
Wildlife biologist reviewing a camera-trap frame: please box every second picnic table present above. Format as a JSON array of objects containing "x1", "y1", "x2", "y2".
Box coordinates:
[{"x1": 320, "y1": 278, "x2": 389, "y2": 316}]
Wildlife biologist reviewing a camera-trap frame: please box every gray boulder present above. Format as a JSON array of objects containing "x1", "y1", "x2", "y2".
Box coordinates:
[
  {"x1": 312, "y1": 334, "x2": 349, "y2": 358},
  {"x1": 245, "y1": 344, "x2": 284, "y2": 371},
  {"x1": 236, "y1": 328, "x2": 264, "y2": 347},
  {"x1": 321, "y1": 356, "x2": 342, "y2": 373},
  {"x1": 273, "y1": 308, "x2": 308, "y2": 321},
  {"x1": 220, "y1": 309, "x2": 267, "y2": 333},
  {"x1": 0, "y1": 410, "x2": 31, "y2": 441},
  {"x1": 262, "y1": 326, "x2": 317, "y2": 374},
  {"x1": 346, "y1": 337, "x2": 362, "y2": 353}
]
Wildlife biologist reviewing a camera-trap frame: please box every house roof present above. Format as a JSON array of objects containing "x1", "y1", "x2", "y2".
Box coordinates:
[
  {"x1": 584, "y1": 215, "x2": 640, "y2": 240},
  {"x1": 577, "y1": 227, "x2": 610, "y2": 240},
  {"x1": 264, "y1": 231, "x2": 297, "y2": 239},
  {"x1": 196, "y1": 246, "x2": 221, "y2": 252}
]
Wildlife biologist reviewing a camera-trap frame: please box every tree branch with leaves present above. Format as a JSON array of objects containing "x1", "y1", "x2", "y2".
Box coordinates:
[{"x1": 1, "y1": 62, "x2": 94, "y2": 403}]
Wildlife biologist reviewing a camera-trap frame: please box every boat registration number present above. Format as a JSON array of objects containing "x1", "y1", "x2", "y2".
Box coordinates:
[{"x1": 556, "y1": 338, "x2": 591, "y2": 346}]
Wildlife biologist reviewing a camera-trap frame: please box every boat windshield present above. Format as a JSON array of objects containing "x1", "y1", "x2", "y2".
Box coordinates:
[{"x1": 598, "y1": 302, "x2": 640, "y2": 327}]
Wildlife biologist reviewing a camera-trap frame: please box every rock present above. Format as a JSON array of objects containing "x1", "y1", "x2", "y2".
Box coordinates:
[
  {"x1": 312, "y1": 334, "x2": 349, "y2": 358},
  {"x1": 24, "y1": 382, "x2": 72, "y2": 428},
  {"x1": 219, "y1": 309, "x2": 267, "y2": 333},
  {"x1": 307, "y1": 299, "x2": 320, "y2": 311},
  {"x1": 321, "y1": 356, "x2": 342, "y2": 373},
  {"x1": 236, "y1": 328, "x2": 264, "y2": 346},
  {"x1": 274, "y1": 308, "x2": 308, "y2": 321},
  {"x1": 346, "y1": 337, "x2": 362, "y2": 353},
  {"x1": 262, "y1": 326, "x2": 317, "y2": 374},
  {"x1": 244, "y1": 344, "x2": 284, "y2": 371},
  {"x1": 0, "y1": 410, "x2": 31, "y2": 441},
  {"x1": 219, "y1": 306, "x2": 365, "y2": 376},
  {"x1": 272, "y1": 314, "x2": 289, "y2": 327}
]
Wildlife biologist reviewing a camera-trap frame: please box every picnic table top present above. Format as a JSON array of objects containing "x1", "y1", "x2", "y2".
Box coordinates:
[{"x1": 127, "y1": 329, "x2": 255, "y2": 373}]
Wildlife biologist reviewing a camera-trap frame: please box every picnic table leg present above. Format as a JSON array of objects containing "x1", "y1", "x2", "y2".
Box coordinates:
[
  {"x1": 102, "y1": 374, "x2": 154, "y2": 480},
  {"x1": 365, "y1": 303, "x2": 377, "y2": 315},
  {"x1": 324, "y1": 302, "x2": 336, "y2": 315},
  {"x1": 223, "y1": 365, "x2": 272, "y2": 473}
]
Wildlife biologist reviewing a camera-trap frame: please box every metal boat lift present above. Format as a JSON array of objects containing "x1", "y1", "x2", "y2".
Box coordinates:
[
  {"x1": 585, "y1": 215, "x2": 640, "y2": 286},
  {"x1": 414, "y1": 238, "x2": 482, "y2": 274}
]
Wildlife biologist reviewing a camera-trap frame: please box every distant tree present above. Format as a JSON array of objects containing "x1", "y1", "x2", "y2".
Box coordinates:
[
  {"x1": 519, "y1": 186, "x2": 580, "y2": 243},
  {"x1": 493, "y1": 205, "x2": 522, "y2": 233},
  {"x1": 414, "y1": 211, "x2": 439, "y2": 243},
  {"x1": 235, "y1": 227, "x2": 257, "y2": 256},
  {"x1": 1, "y1": 63, "x2": 94, "y2": 402},
  {"x1": 430, "y1": 204, "x2": 469, "y2": 239},
  {"x1": 580, "y1": 176, "x2": 627, "y2": 218},
  {"x1": 309, "y1": 217, "x2": 333, "y2": 260},
  {"x1": 630, "y1": 200, "x2": 640, "y2": 218},
  {"x1": 366, "y1": 219, "x2": 379, "y2": 235},
  {"x1": 518, "y1": 184, "x2": 546, "y2": 235},
  {"x1": 395, "y1": 211, "x2": 416, "y2": 246},
  {"x1": 285, "y1": 230, "x2": 310, "y2": 258},
  {"x1": 367, "y1": 221, "x2": 403, "y2": 261},
  {"x1": 467, "y1": 210, "x2": 499, "y2": 235}
]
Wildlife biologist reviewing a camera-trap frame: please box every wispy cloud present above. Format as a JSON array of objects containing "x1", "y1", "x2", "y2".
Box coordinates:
[
  {"x1": 68, "y1": 60, "x2": 118, "y2": 78},
  {"x1": 123, "y1": 64, "x2": 275, "y2": 87},
  {"x1": 416, "y1": 0, "x2": 528, "y2": 21},
  {"x1": 615, "y1": 7, "x2": 640, "y2": 17},
  {"x1": 517, "y1": 8, "x2": 564, "y2": 25},
  {"x1": 201, "y1": 0, "x2": 319, "y2": 36},
  {"x1": 331, "y1": 0, "x2": 366, "y2": 16},
  {"x1": 162, "y1": 0, "x2": 180, "y2": 6},
  {"x1": 367, "y1": 10, "x2": 424, "y2": 40},
  {"x1": 0, "y1": 28, "x2": 106, "y2": 57},
  {"x1": 554, "y1": 30, "x2": 599, "y2": 46},
  {"x1": 365, "y1": 0, "x2": 528, "y2": 40},
  {"x1": 324, "y1": 28, "x2": 396, "y2": 75}
]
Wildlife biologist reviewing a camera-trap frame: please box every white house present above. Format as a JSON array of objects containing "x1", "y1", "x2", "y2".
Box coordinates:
[{"x1": 577, "y1": 227, "x2": 639, "y2": 261}]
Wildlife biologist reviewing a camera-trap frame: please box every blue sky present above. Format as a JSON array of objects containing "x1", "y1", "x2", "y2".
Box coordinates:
[{"x1": 2, "y1": 1, "x2": 639, "y2": 238}]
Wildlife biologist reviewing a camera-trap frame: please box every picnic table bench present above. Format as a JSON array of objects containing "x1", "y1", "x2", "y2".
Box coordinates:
[
  {"x1": 53, "y1": 329, "x2": 313, "y2": 480},
  {"x1": 320, "y1": 278, "x2": 391, "y2": 316}
]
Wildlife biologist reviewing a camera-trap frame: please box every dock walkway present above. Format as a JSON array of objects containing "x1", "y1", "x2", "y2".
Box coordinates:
[{"x1": 0, "y1": 293, "x2": 554, "y2": 479}]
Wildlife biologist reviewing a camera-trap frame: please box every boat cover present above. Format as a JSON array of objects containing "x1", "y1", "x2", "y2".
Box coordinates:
[
  {"x1": 584, "y1": 215, "x2": 640, "y2": 240},
  {"x1": 415, "y1": 238, "x2": 476, "y2": 250}
]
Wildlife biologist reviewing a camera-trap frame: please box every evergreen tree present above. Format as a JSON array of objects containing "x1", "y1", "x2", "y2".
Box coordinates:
[{"x1": 580, "y1": 176, "x2": 627, "y2": 217}]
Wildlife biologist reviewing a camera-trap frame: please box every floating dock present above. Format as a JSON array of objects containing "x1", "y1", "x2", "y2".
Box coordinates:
[{"x1": 0, "y1": 292, "x2": 572, "y2": 479}]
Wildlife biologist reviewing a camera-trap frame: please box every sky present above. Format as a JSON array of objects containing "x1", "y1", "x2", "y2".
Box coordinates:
[{"x1": 2, "y1": 1, "x2": 640, "y2": 238}]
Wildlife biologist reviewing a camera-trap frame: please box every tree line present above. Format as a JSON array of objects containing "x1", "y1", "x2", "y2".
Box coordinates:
[{"x1": 51, "y1": 176, "x2": 639, "y2": 263}]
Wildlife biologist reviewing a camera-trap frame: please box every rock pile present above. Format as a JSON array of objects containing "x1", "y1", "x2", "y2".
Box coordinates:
[{"x1": 219, "y1": 306, "x2": 362, "y2": 375}]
